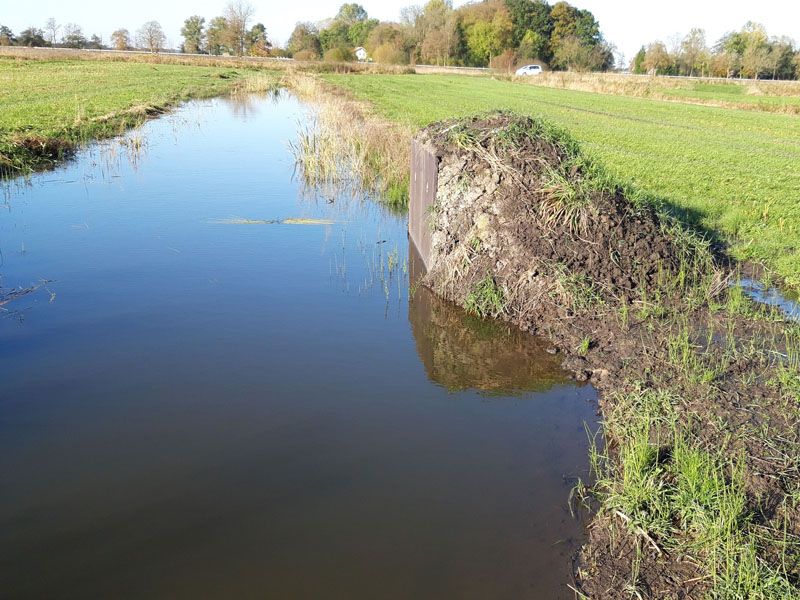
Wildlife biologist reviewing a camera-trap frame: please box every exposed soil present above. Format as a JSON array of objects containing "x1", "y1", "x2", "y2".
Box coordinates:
[{"x1": 415, "y1": 113, "x2": 800, "y2": 598}]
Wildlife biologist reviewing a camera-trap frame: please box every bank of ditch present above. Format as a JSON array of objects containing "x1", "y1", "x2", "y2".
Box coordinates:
[{"x1": 292, "y1": 80, "x2": 800, "y2": 596}]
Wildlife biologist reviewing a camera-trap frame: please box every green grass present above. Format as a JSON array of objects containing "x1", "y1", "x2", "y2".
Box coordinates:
[
  {"x1": 591, "y1": 388, "x2": 800, "y2": 598},
  {"x1": 0, "y1": 58, "x2": 276, "y2": 173},
  {"x1": 325, "y1": 73, "x2": 800, "y2": 289},
  {"x1": 659, "y1": 82, "x2": 800, "y2": 109}
]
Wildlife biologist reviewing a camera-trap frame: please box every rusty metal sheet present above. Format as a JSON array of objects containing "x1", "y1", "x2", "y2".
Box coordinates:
[{"x1": 408, "y1": 140, "x2": 438, "y2": 272}]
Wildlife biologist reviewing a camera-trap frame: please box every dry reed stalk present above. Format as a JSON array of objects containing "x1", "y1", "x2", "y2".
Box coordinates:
[{"x1": 285, "y1": 72, "x2": 413, "y2": 207}]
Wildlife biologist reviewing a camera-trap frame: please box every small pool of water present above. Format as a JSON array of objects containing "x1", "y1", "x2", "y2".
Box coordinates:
[{"x1": 0, "y1": 92, "x2": 597, "y2": 599}]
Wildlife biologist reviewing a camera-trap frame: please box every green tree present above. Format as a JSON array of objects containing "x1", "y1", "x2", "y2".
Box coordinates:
[
  {"x1": 206, "y1": 17, "x2": 229, "y2": 55},
  {"x1": 459, "y1": 0, "x2": 513, "y2": 66},
  {"x1": 504, "y1": 0, "x2": 552, "y2": 50},
  {"x1": 632, "y1": 46, "x2": 646, "y2": 74},
  {"x1": 0, "y1": 25, "x2": 16, "y2": 46},
  {"x1": 18, "y1": 27, "x2": 47, "y2": 47},
  {"x1": 336, "y1": 3, "x2": 369, "y2": 26},
  {"x1": 181, "y1": 16, "x2": 205, "y2": 54},
  {"x1": 247, "y1": 23, "x2": 270, "y2": 55},
  {"x1": 287, "y1": 22, "x2": 322, "y2": 58},
  {"x1": 86, "y1": 34, "x2": 104, "y2": 50}
]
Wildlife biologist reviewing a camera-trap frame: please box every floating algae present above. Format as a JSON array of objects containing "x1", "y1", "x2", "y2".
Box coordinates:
[{"x1": 210, "y1": 218, "x2": 335, "y2": 225}]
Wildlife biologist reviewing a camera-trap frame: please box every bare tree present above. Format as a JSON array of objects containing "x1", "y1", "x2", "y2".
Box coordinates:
[
  {"x1": 223, "y1": 0, "x2": 255, "y2": 56},
  {"x1": 111, "y1": 28, "x2": 131, "y2": 51},
  {"x1": 136, "y1": 21, "x2": 166, "y2": 53},
  {"x1": 44, "y1": 18, "x2": 59, "y2": 46}
]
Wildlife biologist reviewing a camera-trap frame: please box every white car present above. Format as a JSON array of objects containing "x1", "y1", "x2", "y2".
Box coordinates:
[{"x1": 515, "y1": 64, "x2": 543, "y2": 76}]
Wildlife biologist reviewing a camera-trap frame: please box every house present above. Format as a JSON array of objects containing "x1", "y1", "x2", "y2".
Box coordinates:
[{"x1": 355, "y1": 47, "x2": 368, "y2": 62}]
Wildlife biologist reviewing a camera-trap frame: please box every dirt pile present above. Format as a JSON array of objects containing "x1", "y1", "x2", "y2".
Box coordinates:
[{"x1": 418, "y1": 113, "x2": 717, "y2": 328}]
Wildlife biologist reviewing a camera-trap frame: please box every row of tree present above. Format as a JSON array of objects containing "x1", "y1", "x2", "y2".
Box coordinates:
[
  {"x1": 0, "y1": 2, "x2": 268, "y2": 55},
  {"x1": 0, "y1": 18, "x2": 168, "y2": 53},
  {"x1": 632, "y1": 22, "x2": 800, "y2": 80},
  {"x1": 285, "y1": 0, "x2": 615, "y2": 70}
]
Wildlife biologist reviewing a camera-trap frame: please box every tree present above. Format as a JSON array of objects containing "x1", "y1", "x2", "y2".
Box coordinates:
[
  {"x1": 553, "y1": 34, "x2": 607, "y2": 71},
  {"x1": 62, "y1": 23, "x2": 87, "y2": 49},
  {"x1": 460, "y1": 0, "x2": 514, "y2": 66},
  {"x1": 136, "y1": 21, "x2": 166, "y2": 53},
  {"x1": 206, "y1": 17, "x2": 229, "y2": 55},
  {"x1": 504, "y1": 0, "x2": 552, "y2": 55},
  {"x1": 181, "y1": 16, "x2": 205, "y2": 54},
  {"x1": 336, "y1": 3, "x2": 369, "y2": 26},
  {"x1": 741, "y1": 44, "x2": 769, "y2": 79},
  {"x1": 679, "y1": 28, "x2": 706, "y2": 76},
  {"x1": 632, "y1": 46, "x2": 646, "y2": 74},
  {"x1": 18, "y1": 27, "x2": 47, "y2": 47},
  {"x1": 86, "y1": 34, "x2": 104, "y2": 50},
  {"x1": 643, "y1": 41, "x2": 672, "y2": 74},
  {"x1": 223, "y1": 0, "x2": 255, "y2": 56},
  {"x1": 44, "y1": 18, "x2": 59, "y2": 46},
  {"x1": 0, "y1": 25, "x2": 15, "y2": 46},
  {"x1": 247, "y1": 23, "x2": 270, "y2": 56},
  {"x1": 287, "y1": 22, "x2": 322, "y2": 58},
  {"x1": 111, "y1": 29, "x2": 131, "y2": 51}
]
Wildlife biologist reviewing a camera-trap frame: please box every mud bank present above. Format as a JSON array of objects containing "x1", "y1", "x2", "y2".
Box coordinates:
[{"x1": 412, "y1": 114, "x2": 800, "y2": 598}]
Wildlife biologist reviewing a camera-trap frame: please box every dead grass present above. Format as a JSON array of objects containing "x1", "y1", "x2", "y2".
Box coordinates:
[{"x1": 286, "y1": 72, "x2": 413, "y2": 207}]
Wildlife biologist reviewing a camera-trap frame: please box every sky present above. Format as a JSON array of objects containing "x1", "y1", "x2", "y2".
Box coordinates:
[{"x1": 3, "y1": 0, "x2": 799, "y2": 62}]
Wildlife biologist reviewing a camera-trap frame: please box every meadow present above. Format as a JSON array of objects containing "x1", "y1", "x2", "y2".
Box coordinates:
[
  {"x1": 325, "y1": 73, "x2": 800, "y2": 288},
  {"x1": 0, "y1": 56, "x2": 277, "y2": 173}
]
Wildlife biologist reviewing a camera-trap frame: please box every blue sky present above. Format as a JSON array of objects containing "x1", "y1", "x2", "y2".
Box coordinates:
[{"x1": 3, "y1": 0, "x2": 799, "y2": 62}]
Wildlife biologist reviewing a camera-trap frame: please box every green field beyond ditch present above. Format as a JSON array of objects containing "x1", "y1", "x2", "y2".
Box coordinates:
[
  {"x1": 327, "y1": 74, "x2": 800, "y2": 288},
  {"x1": 0, "y1": 58, "x2": 274, "y2": 173}
]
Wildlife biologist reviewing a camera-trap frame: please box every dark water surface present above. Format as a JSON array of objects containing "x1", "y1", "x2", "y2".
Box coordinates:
[{"x1": 0, "y1": 93, "x2": 597, "y2": 599}]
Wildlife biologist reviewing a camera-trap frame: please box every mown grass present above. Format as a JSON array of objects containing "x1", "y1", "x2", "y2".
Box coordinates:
[
  {"x1": 324, "y1": 73, "x2": 800, "y2": 289},
  {"x1": 0, "y1": 57, "x2": 278, "y2": 174}
]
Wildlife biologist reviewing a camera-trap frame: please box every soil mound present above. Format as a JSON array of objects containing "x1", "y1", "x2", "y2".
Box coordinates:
[{"x1": 417, "y1": 113, "x2": 715, "y2": 325}]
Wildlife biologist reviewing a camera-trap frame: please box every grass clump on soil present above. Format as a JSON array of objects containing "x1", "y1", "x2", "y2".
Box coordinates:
[
  {"x1": 0, "y1": 56, "x2": 279, "y2": 176},
  {"x1": 464, "y1": 275, "x2": 505, "y2": 319},
  {"x1": 415, "y1": 112, "x2": 800, "y2": 598},
  {"x1": 589, "y1": 388, "x2": 800, "y2": 599},
  {"x1": 325, "y1": 73, "x2": 800, "y2": 290}
]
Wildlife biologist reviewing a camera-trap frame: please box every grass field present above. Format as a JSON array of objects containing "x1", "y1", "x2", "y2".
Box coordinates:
[
  {"x1": 325, "y1": 73, "x2": 800, "y2": 288},
  {"x1": 0, "y1": 57, "x2": 276, "y2": 173}
]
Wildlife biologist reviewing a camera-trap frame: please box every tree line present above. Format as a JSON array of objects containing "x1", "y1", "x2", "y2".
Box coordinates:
[
  {"x1": 632, "y1": 22, "x2": 800, "y2": 80},
  {"x1": 1, "y1": 0, "x2": 613, "y2": 71},
  {"x1": 286, "y1": 0, "x2": 615, "y2": 70}
]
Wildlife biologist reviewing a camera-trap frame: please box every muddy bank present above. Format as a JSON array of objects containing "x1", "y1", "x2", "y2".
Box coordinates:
[{"x1": 413, "y1": 113, "x2": 800, "y2": 598}]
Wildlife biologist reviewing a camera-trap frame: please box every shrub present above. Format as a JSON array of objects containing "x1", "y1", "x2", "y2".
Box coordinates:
[
  {"x1": 324, "y1": 46, "x2": 356, "y2": 63},
  {"x1": 373, "y1": 43, "x2": 408, "y2": 65}
]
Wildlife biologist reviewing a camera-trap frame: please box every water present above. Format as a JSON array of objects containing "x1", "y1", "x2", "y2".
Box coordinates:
[
  {"x1": 0, "y1": 92, "x2": 597, "y2": 599},
  {"x1": 740, "y1": 278, "x2": 799, "y2": 321}
]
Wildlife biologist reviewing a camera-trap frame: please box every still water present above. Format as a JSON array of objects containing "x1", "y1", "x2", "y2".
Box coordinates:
[{"x1": 0, "y1": 92, "x2": 597, "y2": 599}]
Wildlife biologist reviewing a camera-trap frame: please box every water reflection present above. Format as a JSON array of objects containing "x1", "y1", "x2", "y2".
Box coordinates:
[{"x1": 408, "y1": 243, "x2": 568, "y2": 396}]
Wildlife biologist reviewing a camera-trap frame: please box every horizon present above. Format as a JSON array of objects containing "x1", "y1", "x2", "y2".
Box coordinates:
[{"x1": 3, "y1": 0, "x2": 799, "y2": 63}]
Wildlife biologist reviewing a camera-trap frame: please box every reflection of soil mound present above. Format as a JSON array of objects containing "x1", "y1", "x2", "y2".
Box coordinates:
[
  {"x1": 419, "y1": 113, "x2": 713, "y2": 320},
  {"x1": 408, "y1": 243, "x2": 567, "y2": 396}
]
